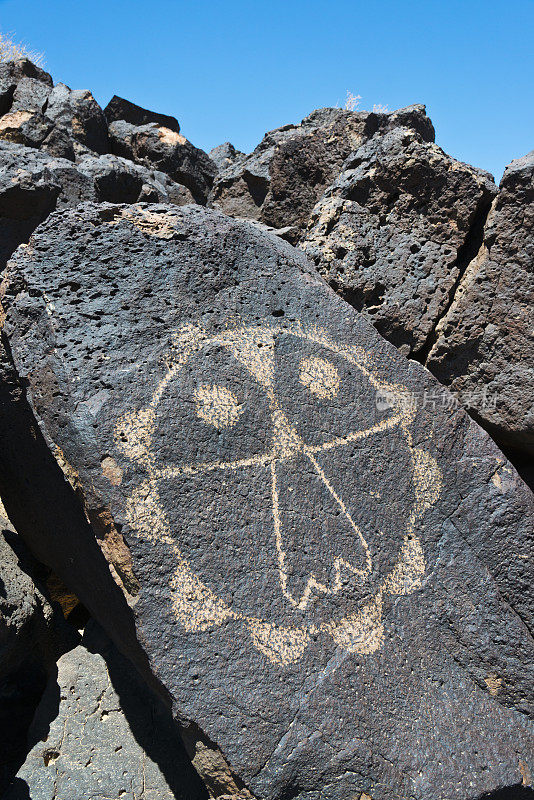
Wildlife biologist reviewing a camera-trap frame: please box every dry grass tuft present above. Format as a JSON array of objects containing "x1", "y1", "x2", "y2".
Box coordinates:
[
  {"x1": 344, "y1": 92, "x2": 389, "y2": 114},
  {"x1": 0, "y1": 31, "x2": 45, "y2": 67},
  {"x1": 344, "y1": 91, "x2": 362, "y2": 111}
]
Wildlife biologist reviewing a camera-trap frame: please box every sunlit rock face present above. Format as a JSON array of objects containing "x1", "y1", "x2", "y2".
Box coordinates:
[{"x1": 1, "y1": 203, "x2": 533, "y2": 800}]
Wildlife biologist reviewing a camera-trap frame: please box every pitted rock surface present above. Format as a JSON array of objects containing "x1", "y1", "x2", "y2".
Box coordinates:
[
  {"x1": 301, "y1": 127, "x2": 497, "y2": 356},
  {"x1": 109, "y1": 119, "x2": 216, "y2": 204},
  {"x1": 427, "y1": 151, "x2": 534, "y2": 456},
  {"x1": 0, "y1": 142, "x2": 195, "y2": 269},
  {"x1": 209, "y1": 105, "x2": 435, "y2": 241},
  {"x1": 5, "y1": 622, "x2": 207, "y2": 800},
  {"x1": 1, "y1": 204, "x2": 533, "y2": 800}
]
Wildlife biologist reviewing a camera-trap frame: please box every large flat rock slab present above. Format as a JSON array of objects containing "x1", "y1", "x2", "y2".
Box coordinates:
[{"x1": 1, "y1": 204, "x2": 533, "y2": 800}]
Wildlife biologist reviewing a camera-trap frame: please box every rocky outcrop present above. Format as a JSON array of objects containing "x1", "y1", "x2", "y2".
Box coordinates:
[
  {"x1": 209, "y1": 141, "x2": 244, "y2": 171},
  {"x1": 301, "y1": 127, "x2": 497, "y2": 355},
  {"x1": 109, "y1": 119, "x2": 216, "y2": 204},
  {"x1": 0, "y1": 58, "x2": 218, "y2": 273},
  {"x1": 0, "y1": 142, "x2": 194, "y2": 271},
  {"x1": 0, "y1": 59, "x2": 53, "y2": 116},
  {"x1": 5, "y1": 621, "x2": 208, "y2": 800},
  {"x1": 1, "y1": 203, "x2": 532, "y2": 800},
  {"x1": 426, "y1": 151, "x2": 534, "y2": 457},
  {"x1": 75, "y1": 153, "x2": 195, "y2": 205},
  {"x1": 42, "y1": 82, "x2": 109, "y2": 157},
  {"x1": 209, "y1": 105, "x2": 435, "y2": 242},
  {"x1": 0, "y1": 143, "x2": 61, "y2": 270},
  {"x1": 0, "y1": 504, "x2": 72, "y2": 793},
  {"x1": 105, "y1": 94, "x2": 180, "y2": 132}
]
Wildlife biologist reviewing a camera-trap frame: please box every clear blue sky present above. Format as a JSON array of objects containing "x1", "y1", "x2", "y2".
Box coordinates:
[{"x1": 4, "y1": 0, "x2": 533, "y2": 180}]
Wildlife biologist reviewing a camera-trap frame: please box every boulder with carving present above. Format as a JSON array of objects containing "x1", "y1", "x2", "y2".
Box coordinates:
[{"x1": 0, "y1": 204, "x2": 532, "y2": 800}]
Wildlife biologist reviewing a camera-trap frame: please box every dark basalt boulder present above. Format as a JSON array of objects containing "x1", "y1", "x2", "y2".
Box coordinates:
[
  {"x1": 209, "y1": 141, "x2": 244, "y2": 171},
  {"x1": 5, "y1": 621, "x2": 208, "y2": 800},
  {"x1": 302, "y1": 127, "x2": 497, "y2": 356},
  {"x1": 0, "y1": 143, "x2": 196, "y2": 269},
  {"x1": 426, "y1": 151, "x2": 534, "y2": 457},
  {"x1": 43, "y1": 82, "x2": 109, "y2": 156},
  {"x1": 0, "y1": 59, "x2": 53, "y2": 117},
  {"x1": 75, "y1": 153, "x2": 195, "y2": 205},
  {"x1": 109, "y1": 119, "x2": 216, "y2": 204},
  {"x1": 104, "y1": 94, "x2": 180, "y2": 133},
  {"x1": 39, "y1": 124, "x2": 77, "y2": 161},
  {"x1": 0, "y1": 143, "x2": 62, "y2": 270},
  {"x1": 0, "y1": 110, "x2": 52, "y2": 148},
  {"x1": 210, "y1": 105, "x2": 435, "y2": 242},
  {"x1": 0, "y1": 506, "x2": 71, "y2": 793},
  {"x1": 10, "y1": 76, "x2": 52, "y2": 114},
  {"x1": 1, "y1": 203, "x2": 533, "y2": 800}
]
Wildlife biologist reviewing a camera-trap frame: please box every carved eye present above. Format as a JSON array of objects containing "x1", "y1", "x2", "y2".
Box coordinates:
[
  {"x1": 193, "y1": 384, "x2": 243, "y2": 429},
  {"x1": 299, "y1": 356, "x2": 340, "y2": 399}
]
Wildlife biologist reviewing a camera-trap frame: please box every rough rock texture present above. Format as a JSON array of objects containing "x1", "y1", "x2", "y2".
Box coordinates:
[
  {"x1": 1, "y1": 204, "x2": 533, "y2": 800},
  {"x1": 210, "y1": 105, "x2": 435, "y2": 242},
  {"x1": 209, "y1": 142, "x2": 244, "y2": 171},
  {"x1": 0, "y1": 109, "x2": 53, "y2": 148},
  {"x1": 43, "y1": 82, "x2": 109, "y2": 157},
  {"x1": 0, "y1": 142, "x2": 195, "y2": 270},
  {"x1": 0, "y1": 59, "x2": 53, "y2": 116},
  {"x1": 301, "y1": 127, "x2": 497, "y2": 356},
  {"x1": 75, "y1": 153, "x2": 195, "y2": 205},
  {"x1": 0, "y1": 59, "x2": 206, "y2": 276},
  {"x1": 0, "y1": 504, "x2": 69, "y2": 792},
  {"x1": 5, "y1": 621, "x2": 208, "y2": 800},
  {"x1": 0, "y1": 142, "x2": 61, "y2": 270},
  {"x1": 426, "y1": 151, "x2": 534, "y2": 457},
  {"x1": 105, "y1": 94, "x2": 180, "y2": 133},
  {"x1": 0, "y1": 504, "x2": 56, "y2": 679},
  {"x1": 109, "y1": 119, "x2": 216, "y2": 203}
]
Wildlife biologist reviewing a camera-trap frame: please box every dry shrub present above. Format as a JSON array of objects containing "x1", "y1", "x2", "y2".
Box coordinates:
[{"x1": 0, "y1": 31, "x2": 45, "y2": 67}]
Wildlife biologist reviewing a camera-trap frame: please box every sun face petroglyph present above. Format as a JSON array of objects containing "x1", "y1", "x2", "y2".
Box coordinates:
[{"x1": 115, "y1": 321, "x2": 442, "y2": 666}]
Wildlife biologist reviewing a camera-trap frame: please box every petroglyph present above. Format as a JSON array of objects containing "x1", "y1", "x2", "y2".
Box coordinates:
[{"x1": 116, "y1": 321, "x2": 442, "y2": 665}]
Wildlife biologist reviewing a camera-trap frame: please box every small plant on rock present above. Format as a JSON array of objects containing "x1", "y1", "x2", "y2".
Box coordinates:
[{"x1": 0, "y1": 31, "x2": 45, "y2": 66}]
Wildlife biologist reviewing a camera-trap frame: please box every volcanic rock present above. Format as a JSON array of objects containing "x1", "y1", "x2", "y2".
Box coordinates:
[
  {"x1": 0, "y1": 505, "x2": 56, "y2": 682},
  {"x1": 1, "y1": 203, "x2": 533, "y2": 800},
  {"x1": 0, "y1": 505, "x2": 68, "y2": 792},
  {"x1": 40, "y1": 124, "x2": 76, "y2": 161},
  {"x1": 0, "y1": 59, "x2": 53, "y2": 117},
  {"x1": 0, "y1": 143, "x2": 196, "y2": 269},
  {"x1": 210, "y1": 105, "x2": 435, "y2": 241},
  {"x1": 104, "y1": 94, "x2": 180, "y2": 133},
  {"x1": 5, "y1": 621, "x2": 208, "y2": 800},
  {"x1": 44, "y1": 82, "x2": 109, "y2": 156},
  {"x1": 0, "y1": 110, "x2": 52, "y2": 148},
  {"x1": 10, "y1": 76, "x2": 52, "y2": 114},
  {"x1": 75, "y1": 153, "x2": 195, "y2": 205},
  {"x1": 302, "y1": 127, "x2": 497, "y2": 356},
  {"x1": 426, "y1": 151, "x2": 534, "y2": 457},
  {"x1": 0, "y1": 143, "x2": 61, "y2": 269},
  {"x1": 209, "y1": 141, "x2": 244, "y2": 171},
  {"x1": 109, "y1": 119, "x2": 216, "y2": 203}
]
